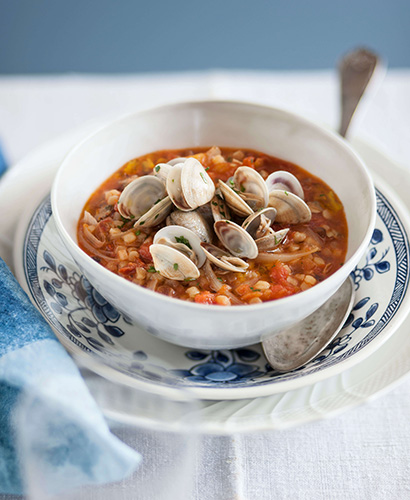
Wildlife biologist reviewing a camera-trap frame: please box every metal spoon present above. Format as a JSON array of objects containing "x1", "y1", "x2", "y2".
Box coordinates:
[
  {"x1": 262, "y1": 47, "x2": 383, "y2": 372},
  {"x1": 338, "y1": 47, "x2": 383, "y2": 138},
  {"x1": 263, "y1": 278, "x2": 354, "y2": 372}
]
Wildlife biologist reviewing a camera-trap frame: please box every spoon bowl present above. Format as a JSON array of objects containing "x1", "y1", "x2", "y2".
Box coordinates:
[{"x1": 262, "y1": 278, "x2": 355, "y2": 372}]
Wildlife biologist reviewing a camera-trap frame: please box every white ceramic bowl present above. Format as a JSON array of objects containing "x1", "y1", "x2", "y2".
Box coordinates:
[{"x1": 52, "y1": 100, "x2": 376, "y2": 349}]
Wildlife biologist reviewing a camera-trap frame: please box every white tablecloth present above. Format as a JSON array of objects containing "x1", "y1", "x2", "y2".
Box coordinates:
[{"x1": 2, "y1": 70, "x2": 410, "y2": 500}]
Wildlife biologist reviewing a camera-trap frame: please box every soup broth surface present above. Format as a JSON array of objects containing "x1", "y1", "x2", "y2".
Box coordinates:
[{"x1": 77, "y1": 147, "x2": 348, "y2": 305}]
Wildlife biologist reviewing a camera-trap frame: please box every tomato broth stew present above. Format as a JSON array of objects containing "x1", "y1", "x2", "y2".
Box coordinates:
[{"x1": 78, "y1": 147, "x2": 348, "y2": 306}]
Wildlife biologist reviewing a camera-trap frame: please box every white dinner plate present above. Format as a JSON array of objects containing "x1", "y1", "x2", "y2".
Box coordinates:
[{"x1": 3, "y1": 123, "x2": 410, "y2": 431}]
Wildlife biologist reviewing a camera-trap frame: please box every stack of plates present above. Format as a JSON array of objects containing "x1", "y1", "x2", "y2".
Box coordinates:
[{"x1": 5, "y1": 124, "x2": 410, "y2": 433}]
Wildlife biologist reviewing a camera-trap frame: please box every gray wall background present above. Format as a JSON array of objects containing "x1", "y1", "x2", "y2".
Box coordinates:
[{"x1": 1, "y1": 0, "x2": 409, "y2": 73}]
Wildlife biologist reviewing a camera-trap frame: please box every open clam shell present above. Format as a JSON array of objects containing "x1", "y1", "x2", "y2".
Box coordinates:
[
  {"x1": 166, "y1": 209, "x2": 213, "y2": 243},
  {"x1": 256, "y1": 228, "x2": 289, "y2": 251},
  {"x1": 154, "y1": 225, "x2": 206, "y2": 268},
  {"x1": 265, "y1": 170, "x2": 305, "y2": 199},
  {"x1": 167, "y1": 158, "x2": 215, "y2": 211},
  {"x1": 218, "y1": 180, "x2": 253, "y2": 217},
  {"x1": 154, "y1": 157, "x2": 189, "y2": 184},
  {"x1": 214, "y1": 220, "x2": 258, "y2": 259},
  {"x1": 150, "y1": 244, "x2": 200, "y2": 281},
  {"x1": 166, "y1": 163, "x2": 192, "y2": 211},
  {"x1": 167, "y1": 157, "x2": 188, "y2": 166},
  {"x1": 181, "y1": 157, "x2": 215, "y2": 209},
  {"x1": 268, "y1": 190, "x2": 312, "y2": 224},
  {"x1": 201, "y1": 243, "x2": 249, "y2": 273},
  {"x1": 118, "y1": 176, "x2": 166, "y2": 219},
  {"x1": 242, "y1": 208, "x2": 277, "y2": 238},
  {"x1": 153, "y1": 163, "x2": 172, "y2": 184},
  {"x1": 134, "y1": 196, "x2": 172, "y2": 228},
  {"x1": 233, "y1": 166, "x2": 269, "y2": 210},
  {"x1": 211, "y1": 192, "x2": 231, "y2": 222}
]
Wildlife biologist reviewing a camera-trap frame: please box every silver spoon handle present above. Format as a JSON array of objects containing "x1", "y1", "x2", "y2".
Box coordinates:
[{"x1": 338, "y1": 48, "x2": 382, "y2": 138}]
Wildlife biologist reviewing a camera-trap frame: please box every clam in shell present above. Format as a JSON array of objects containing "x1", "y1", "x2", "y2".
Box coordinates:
[
  {"x1": 153, "y1": 163, "x2": 172, "y2": 184},
  {"x1": 154, "y1": 157, "x2": 189, "y2": 184},
  {"x1": 117, "y1": 176, "x2": 166, "y2": 220},
  {"x1": 214, "y1": 220, "x2": 258, "y2": 259},
  {"x1": 154, "y1": 226, "x2": 206, "y2": 268},
  {"x1": 242, "y1": 208, "x2": 277, "y2": 238},
  {"x1": 268, "y1": 190, "x2": 311, "y2": 224},
  {"x1": 167, "y1": 158, "x2": 215, "y2": 212},
  {"x1": 210, "y1": 192, "x2": 231, "y2": 222},
  {"x1": 201, "y1": 243, "x2": 249, "y2": 273},
  {"x1": 255, "y1": 228, "x2": 289, "y2": 251},
  {"x1": 265, "y1": 170, "x2": 305, "y2": 199},
  {"x1": 218, "y1": 180, "x2": 254, "y2": 218},
  {"x1": 150, "y1": 244, "x2": 200, "y2": 281},
  {"x1": 234, "y1": 166, "x2": 269, "y2": 210},
  {"x1": 166, "y1": 209, "x2": 213, "y2": 243},
  {"x1": 134, "y1": 196, "x2": 173, "y2": 228}
]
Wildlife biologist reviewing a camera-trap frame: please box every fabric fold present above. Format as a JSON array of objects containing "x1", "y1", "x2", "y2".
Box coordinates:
[{"x1": 0, "y1": 257, "x2": 141, "y2": 495}]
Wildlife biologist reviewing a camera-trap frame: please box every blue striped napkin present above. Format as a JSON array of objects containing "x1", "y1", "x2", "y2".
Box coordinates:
[
  {"x1": 0, "y1": 142, "x2": 7, "y2": 176},
  {"x1": 0, "y1": 144, "x2": 140, "y2": 494}
]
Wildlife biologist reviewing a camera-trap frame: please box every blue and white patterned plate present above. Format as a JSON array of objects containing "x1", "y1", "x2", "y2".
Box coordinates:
[{"x1": 20, "y1": 185, "x2": 410, "y2": 400}]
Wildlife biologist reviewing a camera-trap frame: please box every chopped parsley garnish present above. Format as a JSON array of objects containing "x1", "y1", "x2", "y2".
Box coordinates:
[
  {"x1": 184, "y1": 277, "x2": 194, "y2": 282},
  {"x1": 139, "y1": 220, "x2": 145, "y2": 225},
  {"x1": 274, "y1": 235, "x2": 278, "y2": 245},
  {"x1": 175, "y1": 236, "x2": 192, "y2": 249},
  {"x1": 154, "y1": 198, "x2": 161, "y2": 205},
  {"x1": 155, "y1": 165, "x2": 161, "y2": 172},
  {"x1": 172, "y1": 179, "x2": 175, "y2": 182},
  {"x1": 205, "y1": 167, "x2": 210, "y2": 171},
  {"x1": 154, "y1": 214, "x2": 159, "y2": 219},
  {"x1": 240, "y1": 185, "x2": 245, "y2": 193},
  {"x1": 284, "y1": 191, "x2": 289, "y2": 196},
  {"x1": 250, "y1": 287, "x2": 261, "y2": 292},
  {"x1": 147, "y1": 266, "x2": 157, "y2": 273},
  {"x1": 135, "y1": 230, "x2": 141, "y2": 236},
  {"x1": 217, "y1": 277, "x2": 223, "y2": 282},
  {"x1": 200, "y1": 172, "x2": 208, "y2": 184},
  {"x1": 173, "y1": 263, "x2": 179, "y2": 271},
  {"x1": 212, "y1": 201, "x2": 218, "y2": 206},
  {"x1": 229, "y1": 179, "x2": 235, "y2": 186},
  {"x1": 120, "y1": 215, "x2": 130, "y2": 223}
]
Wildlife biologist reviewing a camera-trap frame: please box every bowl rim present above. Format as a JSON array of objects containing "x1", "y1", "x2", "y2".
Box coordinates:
[{"x1": 51, "y1": 99, "x2": 377, "y2": 313}]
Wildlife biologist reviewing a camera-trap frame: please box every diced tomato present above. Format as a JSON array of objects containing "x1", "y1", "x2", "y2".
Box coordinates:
[
  {"x1": 118, "y1": 263, "x2": 137, "y2": 275},
  {"x1": 270, "y1": 284, "x2": 294, "y2": 300},
  {"x1": 235, "y1": 284, "x2": 251, "y2": 296},
  {"x1": 138, "y1": 242, "x2": 153, "y2": 263},
  {"x1": 269, "y1": 262, "x2": 290, "y2": 285},
  {"x1": 194, "y1": 291, "x2": 217, "y2": 304},
  {"x1": 242, "y1": 156, "x2": 255, "y2": 167}
]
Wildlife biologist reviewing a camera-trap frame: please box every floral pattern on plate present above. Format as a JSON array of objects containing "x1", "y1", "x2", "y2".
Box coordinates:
[{"x1": 23, "y1": 190, "x2": 409, "y2": 395}]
